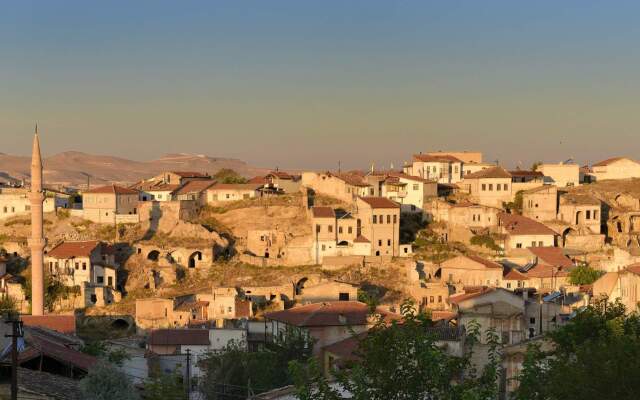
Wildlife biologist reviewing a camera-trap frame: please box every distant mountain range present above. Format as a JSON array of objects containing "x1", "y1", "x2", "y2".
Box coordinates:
[{"x1": 0, "y1": 151, "x2": 269, "y2": 187}]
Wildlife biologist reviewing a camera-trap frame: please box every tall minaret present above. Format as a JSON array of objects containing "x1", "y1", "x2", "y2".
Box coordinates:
[{"x1": 29, "y1": 125, "x2": 45, "y2": 316}]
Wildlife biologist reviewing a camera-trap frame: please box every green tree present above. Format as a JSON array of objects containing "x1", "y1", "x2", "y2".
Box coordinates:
[
  {"x1": 79, "y1": 362, "x2": 140, "y2": 400},
  {"x1": 0, "y1": 296, "x2": 17, "y2": 314},
  {"x1": 144, "y1": 367, "x2": 185, "y2": 400},
  {"x1": 531, "y1": 162, "x2": 542, "y2": 171},
  {"x1": 213, "y1": 168, "x2": 248, "y2": 184},
  {"x1": 199, "y1": 331, "x2": 314, "y2": 399},
  {"x1": 568, "y1": 263, "x2": 605, "y2": 285},
  {"x1": 514, "y1": 300, "x2": 640, "y2": 400},
  {"x1": 290, "y1": 300, "x2": 502, "y2": 400}
]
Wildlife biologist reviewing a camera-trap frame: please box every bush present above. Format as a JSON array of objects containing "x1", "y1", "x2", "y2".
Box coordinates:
[
  {"x1": 569, "y1": 263, "x2": 605, "y2": 285},
  {"x1": 79, "y1": 362, "x2": 139, "y2": 400},
  {"x1": 470, "y1": 234, "x2": 502, "y2": 252}
]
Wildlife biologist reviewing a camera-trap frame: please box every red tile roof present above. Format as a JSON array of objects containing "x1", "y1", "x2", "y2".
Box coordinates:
[
  {"x1": 503, "y1": 266, "x2": 529, "y2": 280},
  {"x1": 47, "y1": 241, "x2": 100, "y2": 259},
  {"x1": 449, "y1": 287, "x2": 495, "y2": 304},
  {"x1": 173, "y1": 179, "x2": 216, "y2": 195},
  {"x1": 353, "y1": 235, "x2": 370, "y2": 243},
  {"x1": 413, "y1": 154, "x2": 462, "y2": 163},
  {"x1": 248, "y1": 176, "x2": 268, "y2": 184},
  {"x1": 528, "y1": 247, "x2": 574, "y2": 268},
  {"x1": 21, "y1": 335, "x2": 97, "y2": 372},
  {"x1": 499, "y1": 213, "x2": 557, "y2": 236},
  {"x1": 333, "y1": 173, "x2": 371, "y2": 187},
  {"x1": 509, "y1": 170, "x2": 544, "y2": 178},
  {"x1": 84, "y1": 184, "x2": 139, "y2": 195},
  {"x1": 267, "y1": 171, "x2": 295, "y2": 180},
  {"x1": 149, "y1": 329, "x2": 210, "y2": 346},
  {"x1": 312, "y1": 206, "x2": 335, "y2": 219},
  {"x1": 22, "y1": 315, "x2": 76, "y2": 335},
  {"x1": 464, "y1": 166, "x2": 512, "y2": 179},
  {"x1": 265, "y1": 301, "x2": 399, "y2": 327},
  {"x1": 358, "y1": 197, "x2": 400, "y2": 209},
  {"x1": 386, "y1": 172, "x2": 435, "y2": 184},
  {"x1": 626, "y1": 263, "x2": 640, "y2": 275},
  {"x1": 526, "y1": 263, "x2": 572, "y2": 278},
  {"x1": 323, "y1": 332, "x2": 367, "y2": 360}
]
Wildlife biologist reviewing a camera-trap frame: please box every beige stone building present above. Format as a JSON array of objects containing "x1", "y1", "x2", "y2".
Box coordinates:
[
  {"x1": 356, "y1": 197, "x2": 401, "y2": 256},
  {"x1": 439, "y1": 255, "x2": 504, "y2": 287},
  {"x1": 172, "y1": 179, "x2": 216, "y2": 206},
  {"x1": 82, "y1": 184, "x2": 139, "y2": 223},
  {"x1": 0, "y1": 187, "x2": 57, "y2": 220},
  {"x1": 538, "y1": 163, "x2": 580, "y2": 187},
  {"x1": 522, "y1": 185, "x2": 558, "y2": 221},
  {"x1": 461, "y1": 166, "x2": 513, "y2": 208},
  {"x1": 381, "y1": 173, "x2": 437, "y2": 213},
  {"x1": 404, "y1": 154, "x2": 464, "y2": 184},
  {"x1": 558, "y1": 193, "x2": 601, "y2": 234},
  {"x1": 207, "y1": 183, "x2": 261, "y2": 203},
  {"x1": 152, "y1": 171, "x2": 211, "y2": 186},
  {"x1": 521, "y1": 247, "x2": 575, "y2": 291},
  {"x1": 591, "y1": 157, "x2": 640, "y2": 181},
  {"x1": 298, "y1": 281, "x2": 358, "y2": 304},
  {"x1": 498, "y1": 213, "x2": 557, "y2": 251},
  {"x1": 301, "y1": 171, "x2": 373, "y2": 203},
  {"x1": 264, "y1": 171, "x2": 302, "y2": 193},
  {"x1": 426, "y1": 151, "x2": 482, "y2": 164},
  {"x1": 593, "y1": 265, "x2": 640, "y2": 313}
]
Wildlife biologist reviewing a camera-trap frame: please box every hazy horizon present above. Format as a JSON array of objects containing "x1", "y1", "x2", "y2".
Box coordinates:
[{"x1": 4, "y1": 1, "x2": 640, "y2": 170}]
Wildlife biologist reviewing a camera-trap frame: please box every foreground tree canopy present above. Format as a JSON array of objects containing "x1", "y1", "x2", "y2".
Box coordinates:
[
  {"x1": 514, "y1": 299, "x2": 640, "y2": 400},
  {"x1": 290, "y1": 301, "x2": 502, "y2": 400}
]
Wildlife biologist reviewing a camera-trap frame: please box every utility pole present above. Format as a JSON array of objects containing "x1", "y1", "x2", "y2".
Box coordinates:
[
  {"x1": 185, "y1": 349, "x2": 191, "y2": 399},
  {"x1": 5, "y1": 314, "x2": 23, "y2": 400}
]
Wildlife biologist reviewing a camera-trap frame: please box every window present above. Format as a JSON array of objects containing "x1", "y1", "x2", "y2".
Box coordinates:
[
  {"x1": 226, "y1": 194, "x2": 230, "y2": 199},
  {"x1": 413, "y1": 184, "x2": 419, "y2": 191},
  {"x1": 503, "y1": 184, "x2": 508, "y2": 191},
  {"x1": 108, "y1": 277, "x2": 113, "y2": 286},
  {"x1": 328, "y1": 225, "x2": 333, "y2": 233},
  {"x1": 531, "y1": 241, "x2": 536, "y2": 247},
  {"x1": 516, "y1": 243, "x2": 522, "y2": 248},
  {"x1": 438, "y1": 296, "x2": 442, "y2": 303},
  {"x1": 387, "y1": 239, "x2": 391, "y2": 246},
  {"x1": 338, "y1": 227, "x2": 343, "y2": 234},
  {"x1": 538, "y1": 241, "x2": 543, "y2": 246},
  {"x1": 488, "y1": 184, "x2": 493, "y2": 191},
  {"x1": 586, "y1": 210, "x2": 591, "y2": 219},
  {"x1": 507, "y1": 282, "x2": 512, "y2": 289},
  {"x1": 378, "y1": 240, "x2": 382, "y2": 246},
  {"x1": 594, "y1": 210, "x2": 599, "y2": 220},
  {"x1": 387, "y1": 215, "x2": 391, "y2": 224},
  {"x1": 339, "y1": 293, "x2": 350, "y2": 301},
  {"x1": 82, "y1": 263, "x2": 87, "y2": 270},
  {"x1": 482, "y1": 184, "x2": 486, "y2": 191},
  {"x1": 97, "y1": 276, "x2": 104, "y2": 284},
  {"x1": 321, "y1": 244, "x2": 326, "y2": 251},
  {"x1": 497, "y1": 184, "x2": 501, "y2": 191},
  {"x1": 316, "y1": 224, "x2": 321, "y2": 233},
  {"x1": 393, "y1": 215, "x2": 397, "y2": 224},
  {"x1": 75, "y1": 263, "x2": 79, "y2": 270},
  {"x1": 348, "y1": 227, "x2": 353, "y2": 234},
  {"x1": 373, "y1": 215, "x2": 377, "y2": 224},
  {"x1": 530, "y1": 318, "x2": 536, "y2": 325}
]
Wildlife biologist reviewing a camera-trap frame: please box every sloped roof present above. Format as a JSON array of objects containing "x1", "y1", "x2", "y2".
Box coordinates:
[
  {"x1": 267, "y1": 171, "x2": 295, "y2": 179},
  {"x1": 21, "y1": 315, "x2": 77, "y2": 335},
  {"x1": 265, "y1": 301, "x2": 399, "y2": 327},
  {"x1": 358, "y1": 197, "x2": 400, "y2": 209},
  {"x1": 353, "y1": 235, "x2": 370, "y2": 243},
  {"x1": 560, "y1": 193, "x2": 601, "y2": 206},
  {"x1": 413, "y1": 154, "x2": 462, "y2": 163},
  {"x1": 449, "y1": 287, "x2": 495, "y2": 304},
  {"x1": 528, "y1": 247, "x2": 574, "y2": 268},
  {"x1": 386, "y1": 172, "x2": 436, "y2": 184},
  {"x1": 149, "y1": 329, "x2": 210, "y2": 346},
  {"x1": 509, "y1": 170, "x2": 544, "y2": 178},
  {"x1": 465, "y1": 254, "x2": 504, "y2": 269},
  {"x1": 333, "y1": 173, "x2": 371, "y2": 187},
  {"x1": 593, "y1": 157, "x2": 640, "y2": 167},
  {"x1": 47, "y1": 241, "x2": 100, "y2": 259},
  {"x1": 526, "y1": 263, "x2": 572, "y2": 278},
  {"x1": 84, "y1": 184, "x2": 138, "y2": 195},
  {"x1": 312, "y1": 206, "x2": 335, "y2": 219},
  {"x1": 464, "y1": 166, "x2": 512, "y2": 180},
  {"x1": 173, "y1": 179, "x2": 216, "y2": 195},
  {"x1": 499, "y1": 213, "x2": 557, "y2": 236},
  {"x1": 20, "y1": 335, "x2": 97, "y2": 372},
  {"x1": 503, "y1": 266, "x2": 529, "y2": 280},
  {"x1": 18, "y1": 367, "x2": 82, "y2": 400}
]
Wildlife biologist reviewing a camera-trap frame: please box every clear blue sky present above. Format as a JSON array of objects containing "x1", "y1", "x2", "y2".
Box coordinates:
[{"x1": 2, "y1": 1, "x2": 640, "y2": 169}]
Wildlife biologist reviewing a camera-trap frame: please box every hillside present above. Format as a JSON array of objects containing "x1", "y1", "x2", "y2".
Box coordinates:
[{"x1": 0, "y1": 151, "x2": 268, "y2": 186}]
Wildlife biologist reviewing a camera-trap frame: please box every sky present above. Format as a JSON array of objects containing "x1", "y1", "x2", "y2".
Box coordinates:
[{"x1": 2, "y1": 1, "x2": 640, "y2": 170}]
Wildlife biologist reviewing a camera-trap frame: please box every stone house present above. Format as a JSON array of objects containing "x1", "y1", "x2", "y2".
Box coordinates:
[
  {"x1": 207, "y1": 183, "x2": 261, "y2": 203},
  {"x1": 522, "y1": 185, "x2": 558, "y2": 221},
  {"x1": 264, "y1": 171, "x2": 301, "y2": 193},
  {"x1": 439, "y1": 255, "x2": 504, "y2": 287},
  {"x1": 172, "y1": 179, "x2": 216, "y2": 206},
  {"x1": 593, "y1": 264, "x2": 640, "y2": 313},
  {"x1": 301, "y1": 171, "x2": 373, "y2": 204},
  {"x1": 404, "y1": 153, "x2": 464, "y2": 184},
  {"x1": 461, "y1": 166, "x2": 513, "y2": 208},
  {"x1": 138, "y1": 183, "x2": 181, "y2": 202},
  {"x1": 450, "y1": 287, "x2": 525, "y2": 346},
  {"x1": 557, "y1": 193, "x2": 601, "y2": 234},
  {"x1": 246, "y1": 229, "x2": 288, "y2": 259},
  {"x1": 356, "y1": 197, "x2": 401, "y2": 256},
  {"x1": 297, "y1": 281, "x2": 359, "y2": 304},
  {"x1": 538, "y1": 163, "x2": 580, "y2": 187},
  {"x1": 521, "y1": 247, "x2": 575, "y2": 291},
  {"x1": 152, "y1": 171, "x2": 211, "y2": 186},
  {"x1": 45, "y1": 241, "x2": 117, "y2": 289},
  {"x1": 426, "y1": 151, "x2": 482, "y2": 164},
  {"x1": 462, "y1": 162, "x2": 495, "y2": 177},
  {"x1": 509, "y1": 170, "x2": 546, "y2": 193},
  {"x1": 591, "y1": 157, "x2": 640, "y2": 181},
  {"x1": 381, "y1": 173, "x2": 437, "y2": 213},
  {"x1": 0, "y1": 187, "x2": 57, "y2": 220},
  {"x1": 82, "y1": 184, "x2": 139, "y2": 223},
  {"x1": 498, "y1": 213, "x2": 557, "y2": 252}
]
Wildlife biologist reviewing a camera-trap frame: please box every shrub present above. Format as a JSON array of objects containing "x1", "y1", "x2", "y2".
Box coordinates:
[{"x1": 79, "y1": 362, "x2": 139, "y2": 400}]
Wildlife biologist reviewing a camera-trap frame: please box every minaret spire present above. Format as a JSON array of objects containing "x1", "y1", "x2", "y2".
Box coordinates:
[{"x1": 29, "y1": 124, "x2": 45, "y2": 316}]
